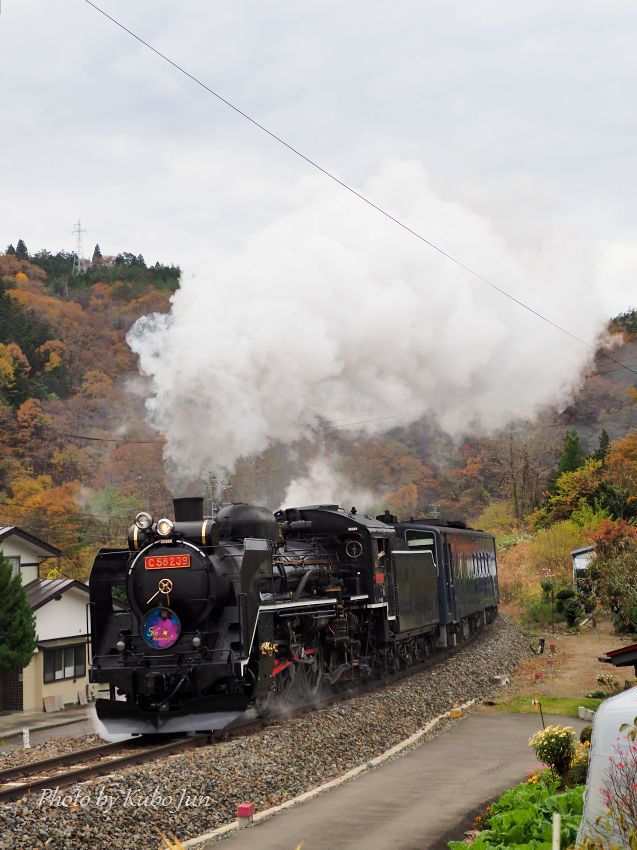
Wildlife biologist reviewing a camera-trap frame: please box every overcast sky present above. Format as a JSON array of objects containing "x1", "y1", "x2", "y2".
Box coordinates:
[{"x1": 1, "y1": 0, "x2": 636, "y2": 320}]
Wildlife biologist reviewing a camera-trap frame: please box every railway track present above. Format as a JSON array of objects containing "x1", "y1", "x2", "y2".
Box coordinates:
[
  {"x1": 0, "y1": 735, "x2": 210, "y2": 804},
  {"x1": 0, "y1": 622, "x2": 490, "y2": 805}
]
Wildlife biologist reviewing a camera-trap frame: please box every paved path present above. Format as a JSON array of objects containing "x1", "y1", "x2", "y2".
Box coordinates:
[
  {"x1": 0, "y1": 705, "x2": 93, "y2": 749},
  {"x1": 207, "y1": 713, "x2": 585, "y2": 850}
]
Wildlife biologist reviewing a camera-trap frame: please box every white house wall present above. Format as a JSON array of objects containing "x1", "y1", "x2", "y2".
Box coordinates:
[
  {"x1": 35, "y1": 587, "x2": 89, "y2": 642},
  {"x1": 0, "y1": 537, "x2": 49, "y2": 584}
]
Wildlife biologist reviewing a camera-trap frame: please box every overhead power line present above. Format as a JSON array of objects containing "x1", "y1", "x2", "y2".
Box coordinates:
[
  {"x1": 81, "y1": 0, "x2": 637, "y2": 379},
  {"x1": 51, "y1": 429, "x2": 160, "y2": 444},
  {"x1": 4, "y1": 342, "x2": 636, "y2": 454}
]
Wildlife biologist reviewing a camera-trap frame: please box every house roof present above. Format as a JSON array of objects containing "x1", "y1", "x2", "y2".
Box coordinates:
[
  {"x1": 599, "y1": 642, "x2": 637, "y2": 669},
  {"x1": 24, "y1": 578, "x2": 89, "y2": 611},
  {"x1": 571, "y1": 546, "x2": 594, "y2": 557},
  {"x1": 0, "y1": 526, "x2": 62, "y2": 558}
]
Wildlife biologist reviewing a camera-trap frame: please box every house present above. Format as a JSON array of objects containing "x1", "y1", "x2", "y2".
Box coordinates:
[
  {"x1": 0, "y1": 527, "x2": 93, "y2": 712},
  {"x1": 0, "y1": 525, "x2": 61, "y2": 584}
]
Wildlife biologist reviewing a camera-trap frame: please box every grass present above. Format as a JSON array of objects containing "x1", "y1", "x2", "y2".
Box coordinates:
[{"x1": 486, "y1": 695, "x2": 603, "y2": 717}]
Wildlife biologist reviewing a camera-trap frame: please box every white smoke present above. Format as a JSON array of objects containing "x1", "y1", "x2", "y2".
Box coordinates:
[
  {"x1": 282, "y1": 456, "x2": 378, "y2": 514},
  {"x1": 127, "y1": 158, "x2": 609, "y2": 488}
]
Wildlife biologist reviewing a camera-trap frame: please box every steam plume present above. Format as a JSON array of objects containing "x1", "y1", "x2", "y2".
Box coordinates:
[
  {"x1": 283, "y1": 455, "x2": 378, "y2": 514},
  {"x1": 127, "y1": 159, "x2": 607, "y2": 490}
]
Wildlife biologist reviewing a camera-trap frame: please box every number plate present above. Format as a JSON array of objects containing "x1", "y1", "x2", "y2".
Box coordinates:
[{"x1": 144, "y1": 554, "x2": 191, "y2": 570}]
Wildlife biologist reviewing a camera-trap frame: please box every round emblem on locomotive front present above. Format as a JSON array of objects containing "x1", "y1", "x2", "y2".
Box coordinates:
[
  {"x1": 345, "y1": 539, "x2": 363, "y2": 559},
  {"x1": 141, "y1": 607, "x2": 181, "y2": 649}
]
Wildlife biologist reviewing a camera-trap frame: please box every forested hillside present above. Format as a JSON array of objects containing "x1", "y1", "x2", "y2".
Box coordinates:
[
  {"x1": 0, "y1": 242, "x2": 635, "y2": 585},
  {"x1": 0, "y1": 243, "x2": 178, "y2": 574}
]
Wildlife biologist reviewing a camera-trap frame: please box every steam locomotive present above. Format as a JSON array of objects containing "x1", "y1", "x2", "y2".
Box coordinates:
[{"x1": 88, "y1": 497, "x2": 498, "y2": 735}]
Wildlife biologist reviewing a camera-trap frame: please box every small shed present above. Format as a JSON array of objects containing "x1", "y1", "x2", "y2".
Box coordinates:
[
  {"x1": 571, "y1": 545, "x2": 594, "y2": 588},
  {"x1": 599, "y1": 642, "x2": 637, "y2": 676}
]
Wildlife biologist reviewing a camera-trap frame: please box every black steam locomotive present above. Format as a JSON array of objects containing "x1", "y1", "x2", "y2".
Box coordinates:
[{"x1": 89, "y1": 497, "x2": 498, "y2": 735}]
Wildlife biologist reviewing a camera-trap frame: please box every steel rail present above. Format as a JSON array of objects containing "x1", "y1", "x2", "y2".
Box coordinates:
[
  {"x1": 0, "y1": 739, "x2": 134, "y2": 783},
  {"x1": 0, "y1": 735, "x2": 210, "y2": 804}
]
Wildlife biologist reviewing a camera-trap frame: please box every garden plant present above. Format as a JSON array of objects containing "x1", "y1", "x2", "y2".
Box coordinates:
[{"x1": 448, "y1": 774, "x2": 584, "y2": 850}]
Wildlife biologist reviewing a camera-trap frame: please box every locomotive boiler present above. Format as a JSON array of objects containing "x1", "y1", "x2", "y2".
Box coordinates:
[{"x1": 88, "y1": 497, "x2": 498, "y2": 735}]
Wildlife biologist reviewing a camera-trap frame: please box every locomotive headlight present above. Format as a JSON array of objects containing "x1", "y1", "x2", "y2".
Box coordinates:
[
  {"x1": 134, "y1": 511, "x2": 154, "y2": 531},
  {"x1": 192, "y1": 635, "x2": 202, "y2": 649},
  {"x1": 156, "y1": 517, "x2": 175, "y2": 537},
  {"x1": 116, "y1": 639, "x2": 126, "y2": 652}
]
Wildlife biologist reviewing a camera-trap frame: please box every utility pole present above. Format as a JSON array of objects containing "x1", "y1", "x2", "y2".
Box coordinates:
[
  {"x1": 71, "y1": 220, "x2": 87, "y2": 276},
  {"x1": 206, "y1": 473, "x2": 218, "y2": 516}
]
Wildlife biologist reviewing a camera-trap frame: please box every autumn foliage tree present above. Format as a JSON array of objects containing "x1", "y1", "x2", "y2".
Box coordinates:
[
  {"x1": 588, "y1": 520, "x2": 637, "y2": 631},
  {"x1": 607, "y1": 432, "x2": 637, "y2": 507},
  {"x1": 0, "y1": 247, "x2": 182, "y2": 578}
]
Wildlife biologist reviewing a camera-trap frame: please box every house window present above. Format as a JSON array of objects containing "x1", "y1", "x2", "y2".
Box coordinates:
[
  {"x1": 43, "y1": 645, "x2": 86, "y2": 683},
  {"x1": 7, "y1": 556, "x2": 20, "y2": 578}
]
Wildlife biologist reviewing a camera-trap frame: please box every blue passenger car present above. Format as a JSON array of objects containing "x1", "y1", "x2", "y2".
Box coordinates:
[{"x1": 393, "y1": 520, "x2": 498, "y2": 645}]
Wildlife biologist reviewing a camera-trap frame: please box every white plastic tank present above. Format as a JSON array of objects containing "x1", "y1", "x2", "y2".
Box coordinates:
[{"x1": 577, "y1": 687, "x2": 637, "y2": 844}]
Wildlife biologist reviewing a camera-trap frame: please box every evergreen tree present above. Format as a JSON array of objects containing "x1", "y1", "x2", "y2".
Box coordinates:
[
  {"x1": 558, "y1": 428, "x2": 585, "y2": 476},
  {"x1": 15, "y1": 239, "x2": 28, "y2": 260},
  {"x1": 91, "y1": 244, "x2": 103, "y2": 264},
  {"x1": 6, "y1": 244, "x2": 15, "y2": 254},
  {"x1": 0, "y1": 552, "x2": 37, "y2": 673},
  {"x1": 594, "y1": 429, "x2": 611, "y2": 463}
]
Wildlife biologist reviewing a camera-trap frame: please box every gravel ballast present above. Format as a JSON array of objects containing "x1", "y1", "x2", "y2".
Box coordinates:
[
  {"x1": 0, "y1": 735, "x2": 105, "y2": 771},
  {"x1": 0, "y1": 616, "x2": 529, "y2": 850}
]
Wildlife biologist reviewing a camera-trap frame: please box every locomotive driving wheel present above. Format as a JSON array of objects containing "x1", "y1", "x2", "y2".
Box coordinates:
[
  {"x1": 298, "y1": 643, "x2": 323, "y2": 699},
  {"x1": 280, "y1": 642, "x2": 324, "y2": 703},
  {"x1": 256, "y1": 642, "x2": 324, "y2": 716}
]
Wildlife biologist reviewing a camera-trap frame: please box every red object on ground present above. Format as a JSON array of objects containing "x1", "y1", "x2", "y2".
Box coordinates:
[
  {"x1": 549, "y1": 643, "x2": 557, "y2": 652},
  {"x1": 237, "y1": 803, "x2": 255, "y2": 818},
  {"x1": 534, "y1": 671, "x2": 543, "y2": 681}
]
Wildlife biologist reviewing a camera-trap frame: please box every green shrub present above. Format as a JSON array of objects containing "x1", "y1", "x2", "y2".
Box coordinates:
[
  {"x1": 541, "y1": 579, "x2": 555, "y2": 598},
  {"x1": 448, "y1": 775, "x2": 583, "y2": 850},
  {"x1": 563, "y1": 597, "x2": 584, "y2": 627},
  {"x1": 523, "y1": 596, "x2": 563, "y2": 626},
  {"x1": 556, "y1": 587, "x2": 576, "y2": 615},
  {"x1": 580, "y1": 725, "x2": 592, "y2": 743}
]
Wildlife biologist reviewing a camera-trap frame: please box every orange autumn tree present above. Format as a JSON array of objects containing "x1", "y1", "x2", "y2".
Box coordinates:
[
  {"x1": 37, "y1": 339, "x2": 66, "y2": 373},
  {"x1": 0, "y1": 475, "x2": 83, "y2": 541},
  {"x1": 606, "y1": 431, "x2": 637, "y2": 507},
  {"x1": 16, "y1": 397, "x2": 52, "y2": 440}
]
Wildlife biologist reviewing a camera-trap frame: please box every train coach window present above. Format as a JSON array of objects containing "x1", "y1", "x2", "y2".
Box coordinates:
[
  {"x1": 405, "y1": 533, "x2": 435, "y2": 549},
  {"x1": 405, "y1": 531, "x2": 438, "y2": 572}
]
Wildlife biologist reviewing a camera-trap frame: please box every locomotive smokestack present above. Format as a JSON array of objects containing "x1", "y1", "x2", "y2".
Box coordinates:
[{"x1": 173, "y1": 497, "x2": 204, "y2": 522}]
